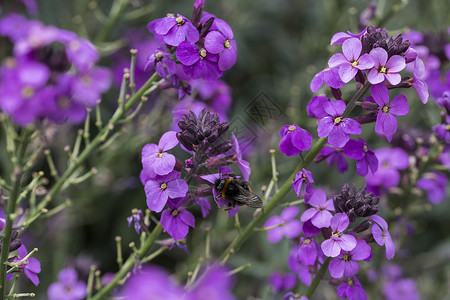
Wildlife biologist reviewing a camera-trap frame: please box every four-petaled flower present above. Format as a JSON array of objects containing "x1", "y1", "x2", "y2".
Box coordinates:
[
  {"x1": 328, "y1": 38, "x2": 374, "y2": 83},
  {"x1": 279, "y1": 124, "x2": 312, "y2": 156},
  {"x1": 321, "y1": 213, "x2": 357, "y2": 258},
  {"x1": 148, "y1": 14, "x2": 199, "y2": 47},
  {"x1": 7, "y1": 245, "x2": 41, "y2": 286},
  {"x1": 204, "y1": 19, "x2": 237, "y2": 71},
  {"x1": 317, "y1": 100, "x2": 362, "y2": 148},
  {"x1": 48, "y1": 268, "x2": 87, "y2": 300},
  {"x1": 144, "y1": 171, "x2": 188, "y2": 213},
  {"x1": 176, "y1": 41, "x2": 222, "y2": 81},
  {"x1": 264, "y1": 206, "x2": 302, "y2": 243},
  {"x1": 300, "y1": 189, "x2": 334, "y2": 228},
  {"x1": 371, "y1": 84, "x2": 409, "y2": 142},
  {"x1": 160, "y1": 198, "x2": 195, "y2": 241},
  {"x1": 297, "y1": 237, "x2": 320, "y2": 266},
  {"x1": 291, "y1": 168, "x2": 314, "y2": 198},
  {"x1": 371, "y1": 215, "x2": 395, "y2": 260},
  {"x1": 368, "y1": 47, "x2": 406, "y2": 85},
  {"x1": 336, "y1": 277, "x2": 368, "y2": 300},
  {"x1": 142, "y1": 131, "x2": 179, "y2": 176},
  {"x1": 328, "y1": 240, "x2": 371, "y2": 278},
  {"x1": 343, "y1": 138, "x2": 378, "y2": 177}
]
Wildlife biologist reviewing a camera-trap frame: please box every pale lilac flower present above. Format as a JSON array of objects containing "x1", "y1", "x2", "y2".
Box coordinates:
[
  {"x1": 310, "y1": 67, "x2": 345, "y2": 93},
  {"x1": 186, "y1": 266, "x2": 235, "y2": 300},
  {"x1": 142, "y1": 131, "x2": 179, "y2": 176},
  {"x1": 204, "y1": 19, "x2": 237, "y2": 71},
  {"x1": 7, "y1": 245, "x2": 40, "y2": 286},
  {"x1": 371, "y1": 83, "x2": 409, "y2": 142},
  {"x1": 368, "y1": 47, "x2": 406, "y2": 85},
  {"x1": 62, "y1": 35, "x2": 99, "y2": 72},
  {"x1": 264, "y1": 206, "x2": 302, "y2": 243},
  {"x1": 291, "y1": 169, "x2": 314, "y2": 198},
  {"x1": 317, "y1": 100, "x2": 362, "y2": 148},
  {"x1": 330, "y1": 28, "x2": 368, "y2": 45},
  {"x1": 321, "y1": 213, "x2": 357, "y2": 258},
  {"x1": 232, "y1": 133, "x2": 251, "y2": 181},
  {"x1": 371, "y1": 215, "x2": 395, "y2": 260},
  {"x1": 160, "y1": 198, "x2": 195, "y2": 241},
  {"x1": 383, "y1": 278, "x2": 420, "y2": 300},
  {"x1": 337, "y1": 277, "x2": 367, "y2": 300},
  {"x1": 300, "y1": 190, "x2": 334, "y2": 228},
  {"x1": 48, "y1": 268, "x2": 87, "y2": 300},
  {"x1": 148, "y1": 14, "x2": 199, "y2": 46},
  {"x1": 417, "y1": 172, "x2": 448, "y2": 204},
  {"x1": 71, "y1": 67, "x2": 111, "y2": 107},
  {"x1": 268, "y1": 272, "x2": 296, "y2": 293},
  {"x1": 287, "y1": 246, "x2": 313, "y2": 286},
  {"x1": 328, "y1": 38, "x2": 374, "y2": 83},
  {"x1": 279, "y1": 124, "x2": 312, "y2": 156},
  {"x1": 343, "y1": 138, "x2": 378, "y2": 177},
  {"x1": 328, "y1": 240, "x2": 371, "y2": 278},
  {"x1": 144, "y1": 171, "x2": 188, "y2": 213}
]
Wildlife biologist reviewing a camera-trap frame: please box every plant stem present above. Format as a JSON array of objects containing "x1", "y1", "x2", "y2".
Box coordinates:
[
  {"x1": 304, "y1": 257, "x2": 332, "y2": 299},
  {"x1": 0, "y1": 129, "x2": 33, "y2": 300}
]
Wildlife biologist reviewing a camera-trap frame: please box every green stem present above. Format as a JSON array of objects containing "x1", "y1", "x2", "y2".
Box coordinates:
[
  {"x1": 90, "y1": 223, "x2": 163, "y2": 300},
  {"x1": 304, "y1": 257, "x2": 332, "y2": 298},
  {"x1": 0, "y1": 129, "x2": 33, "y2": 299},
  {"x1": 94, "y1": 0, "x2": 129, "y2": 44}
]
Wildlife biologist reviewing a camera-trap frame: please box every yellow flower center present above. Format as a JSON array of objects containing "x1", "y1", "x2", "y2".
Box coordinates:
[
  {"x1": 199, "y1": 48, "x2": 207, "y2": 58},
  {"x1": 304, "y1": 239, "x2": 311, "y2": 245},
  {"x1": 155, "y1": 52, "x2": 163, "y2": 59},
  {"x1": 334, "y1": 117, "x2": 342, "y2": 125},
  {"x1": 160, "y1": 183, "x2": 168, "y2": 191},
  {"x1": 446, "y1": 124, "x2": 450, "y2": 131},
  {"x1": 288, "y1": 125, "x2": 296, "y2": 132},
  {"x1": 343, "y1": 254, "x2": 351, "y2": 262},
  {"x1": 379, "y1": 66, "x2": 387, "y2": 74},
  {"x1": 363, "y1": 145, "x2": 368, "y2": 152},
  {"x1": 172, "y1": 210, "x2": 179, "y2": 216},
  {"x1": 347, "y1": 278, "x2": 354, "y2": 286},
  {"x1": 58, "y1": 96, "x2": 70, "y2": 108},
  {"x1": 157, "y1": 152, "x2": 164, "y2": 158},
  {"x1": 21, "y1": 86, "x2": 35, "y2": 99},
  {"x1": 176, "y1": 16, "x2": 184, "y2": 25},
  {"x1": 224, "y1": 40, "x2": 231, "y2": 49},
  {"x1": 69, "y1": 40, "x2": 80, "y2": 51},
  {"x1": 82, "y1": 76, "x2": 92, "y2": 86},
  {"x1": 351, "y1": 60, "x2": 359, "y2": 67},
  {"x1": 332, "y1": 231, "x2": 342, "y2": 237},
  {"x1": 382, "y1": 105, "x2": 389, "y2": 113}
]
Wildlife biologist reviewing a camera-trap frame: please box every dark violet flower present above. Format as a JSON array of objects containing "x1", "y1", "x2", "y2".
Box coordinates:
[
  {"x1": 0, "y1": 14, "x2": 30, "y2": 42},
  {"x1": 186, "y1": 266, "x2": 235, "y2": 300},
  {"x1": 302, "y1": 220, "x2": 321, "y2": 238},
  {"x1": 316, "y1": 146, "x2": 348, "y2": 174},
  {"x1": 232, "y1": 133, "x2": 251, "y2": 181},
  {"x1": 48, "y1": 268, "x2": 87, "y2": 300},
  {"x1": 328, "y1": 240, "x2": 371, "y2": 279},
  {"x1": 310, "y1": 67, "x2": 345, "y2": 93},
  {"x1": 148, "y1": 14, "x2": 199, "y2": 47},
  {"x1": 279, "y1": 124, "x2": 312, "y2": 156},
  {"x1": 300, "y1": 189, "x2": 334, "y2": 228},
  {"x1": 204, "y1": 19, "x2": 237, "y2": 71},
  {"x1": 145, "y1": 48, "x2": 177, "y2": 79},
  {"x1": 321, "y1": 213, "x2": 357, "y2": 258},
  {"x1": 367, "y1": 47, "x2": 406, "y2": 85},
  {"x1": 7, "y1": 245, "x2": 41, "y2": 286},
  {"x1": 318, "y1": 100, "x2": 362, "y2": 148},
  {"x1": 160, "y1": 198, "x2": 195, "y2": 241},
  {"x1": 119, "y1": 267, "x2": 184, "y2": 300},
  {"x1": 417, "y1": 172, "x2": 448, "y2": 204},
  {"x1": 371, "y1": 84, "x2": 409, "y2": 142},
  {"x1": 306, "y1": 95, "x2": 332, "y2": 118},
  {"x1": 268, "y1": 272, "x2": 296, "y2": 293},
  {"x1": 287, "y1": 246, "x2": 313, "y2": 286},
  {"x1": 343, "y1": 138, "x2": 378, "y2": 177},
  {"x1": 142, "y1": 131, "x2": 179, "y2": 176},
  {"x1": 328, "y1": 38, "x2": 374, "y2": 83},
  {"x1": 371, "y1": 215, "x2": 395, "y2": 260},
  {"x1": 264, "y1": 206, "x2": 302, "y2": 243},
  {"x1": 330, "y1": 28, "x2": 368, "y2": 45},
  {"x1": 383, "y1": 278, "x2": 420, "y2": 300},
  {"x1": 291, "y1": 169, "x2": 314, "y2": 198},
  {"x1": 297, "y1": 237, "x2": 320, "y2": 266},
  {"x1": 433, "y1": 115, "x2": 450, "y2": 143},
  {"x1": 144, "y1": 171, "x2": 188, "y2": 213},
  {"x1": 336, "y1": 277, "x2": 367, "y2": 300},
  {"x1": 176, "y1": 41, "x2": 222, "y2": 81},
  {"x1": 71, "y1": 67, "x2": 111, "y2": 107}
]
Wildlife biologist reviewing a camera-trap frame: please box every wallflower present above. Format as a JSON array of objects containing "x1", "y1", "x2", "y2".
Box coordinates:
[
  {"x1": 417, "y1": 172, "x2": 448, "y2": 204},
  {"x1": 148, "y1": 14, "x2": 199, "y2": 47},
  {"x1": 291, "y1": 168, "x2": 314, "y2": 198},
  {"x1": 144, "y1": 171, "x2": 188, "y2": 213},
  {"x1": 160, "y1": 198, "x2": 195, "y2": 241},
  {"x1": 204, "y1": 18, "x2": 237, "y2": 71},
  {"x1": 321, "y1": 213, "x2": 357, "y2": 258},
  {"x1": 343, "y1": 138, "x2": 378, "y2": 177},
  {"x1": 264, "y1": 206, "x2": 302, "y2": 243},
  {"x1": 328, "y1": 240, "x2": 371, "y2": 278},
  {"x1": 336, "y1": 277, "x2": 367, "y2": 300},
  {"x1": 279, "y1": 124, "x2": 312, "y2": 156},
  {"x1": 6, "y1": 245, "x2": 41, "y2": 286},
  {"x1": 300, "y1": 189, "x2": 334, "y2": 228},
  {"x1": 371, "y1": 215, "x2": 395, "y2": 260},
  {"x1": 367, "y1": 47, "x2": 406, "y2": 85},
  {"x1": 310, "y1": 67, "x2": 345, "y2": 93},
  {"x1": 48, "y1": 268, "x2": 87, "y2": 300},
  {"x1": 142, "y1": 131, "x2": 179, "y2": 176},
  {"x1": 176, "y1": 41, "x2": 222, "y2": 81}
]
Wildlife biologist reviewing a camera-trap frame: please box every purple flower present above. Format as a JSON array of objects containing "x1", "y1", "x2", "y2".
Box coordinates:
[
  {"x1": 336, "y1": 277, "x2": 367, "y2": 300},
  {"x1": 291, "y1": 169, "x2": 314, "y2": 198},
  {"x1": 284, "y1": 293, "x2": 308, "y2": 300},
  {"x1": 142, "y1": 131, "x2": 179, "y2": 176},
  {"x1": 317, "y1": 146, "x2": 348, "y2": 174},
  {"x1": 62, "y1": 35, "x2": 99, "y2": 72},
  {"x1": 7, "y1": 245, "x2": 41, "y2": 286},
  {"x1": 144, "y1": 171, "x2": 188, "y2": 213},
  {"x1": 145, "y1": 48, "x2": 177, "y2": 79},
  {"x1": 204, "y1": 19, "x2": 237, "y2": 71},
  {"x1": 317, "y1": 100, "x2": 362, "y2": 148},
  {"x1": 119, "y1": 267, "x2": 184, "y2": 299},
  {"x1": 310, "y1": 67, "x2": 345, "y2": 93},
  {"x1": 176, "y1": 41, "x2": 222, "y2": 81},
  {"x1": 433, "y1": 115, "x2": 450, "y2": 143},
  {"x1": 71, "y1": 67, "x2": 111, "y2": 107},
  {"x1": 371, "y1": 84, "x2": 409, "y2": 142},
  {"x1": 297, "y1": 237, "x2": 320, "y2": 265},
  {"x1": 194, "y1": 197, "x2": 211, "y2": 218},
  {"x1": 48, "y1": 268, "x2": 87, "y2": 300},
  {"x1": 301, "y1": 220, "x2": 321, "y2": 238},
  {"x1": 186, "y1": 266, "x2": 235, "y2": 300},
  {"x1": 127, "y1": 209, "x2": 147, "y2": 234},
  {"x1": 321, "y1": 213, "x2": 357, "y2": 258},
  {"x1": 148, "y1": 14, "x2": 199, "y2": 46},
  {"x1": 367, "y1": 47, "x2": 406, "y2": 85},
  {"x1": 417, "y1": 172, "x2": 448, "y2": 204},
  {"x1": 279, "y1": 124, "x2": 312, "y2": 156},
  {"x1": 383, "y1": 278, "x2": 420, "y2": 300},
  {"x1": 328, "y1": 240, "x2": 371, "y2": 278},
  {"x1": 287, "y1": 246, "x2": 313, "y2": 286},
  {"x1": 371, "y1": 215, "x2": 395, "y2": 260},
  {"x1": 0, "y1": 14, "x2": 30, "y2": 41},
  {"x1": 306, "y1": 95, "x2": 332, "y2": 119},
  {"x1": 264, "y1": 206, "x2": 302, "y2": 243},
  {"x1": 328, "y1": 38, "x2": 374, "y2": 83},
  {"x1": 268, "y1": 272, "x2": 296, "y2": 293},
  {"x1": 343, "y1": 138, "x2": 378, "y2": 177},
  {"x1": 232, "y1": 133, "x2": 251, "y2": 181},
  {"x1": 300, "y1": 189, "x2": 334, "y2": 228},
  {"x1": 330, "y1": 28, "x2": 368, "y2": 45},
  {"x1": 160, "y1": 198, "x2": 195, "y2": 241}
]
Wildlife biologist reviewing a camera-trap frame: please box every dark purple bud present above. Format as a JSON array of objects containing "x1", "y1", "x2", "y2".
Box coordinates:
[
  {"x1": 191, "y1": 0, "x2": 205, "y2": 28},
  {"x1": 361, "y1": 101, "x2": 379, "y2": 111},
  {"x1": 208, "y1": 141, "x2": 233, "y2": 157},
  {"x1": 355, "y1": 70, "x2": 366, "y2": 85},
  {"x1": 352, "y1": 219, "x2": 372, "y2": 233},
  {"x1": 9, "y1": 239, "x2": 22, "y2": 252},
  {"x1": 194, "y1": 187, "x2": 213, "y2": 196},
  {"x1": 354, "y1": 112, "x2": 377, "y2": 125},
  {"x1": 331, "y1": 88, "x2": 342, "y2": 100}
]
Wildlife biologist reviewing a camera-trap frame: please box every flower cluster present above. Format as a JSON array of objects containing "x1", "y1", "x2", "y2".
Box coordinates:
[{"x1": 0, "y1": 14, "x2": 111, "y2": 126}]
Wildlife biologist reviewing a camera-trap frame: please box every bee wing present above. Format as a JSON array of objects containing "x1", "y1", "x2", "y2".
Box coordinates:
[{"x1": 235, "y1": 184, "x2": 263, "y2": 208}]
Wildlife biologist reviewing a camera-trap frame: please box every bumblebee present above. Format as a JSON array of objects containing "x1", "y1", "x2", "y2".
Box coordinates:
[{"x1": 214, "y1": 174, "x2": 263, "y2": 209}]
